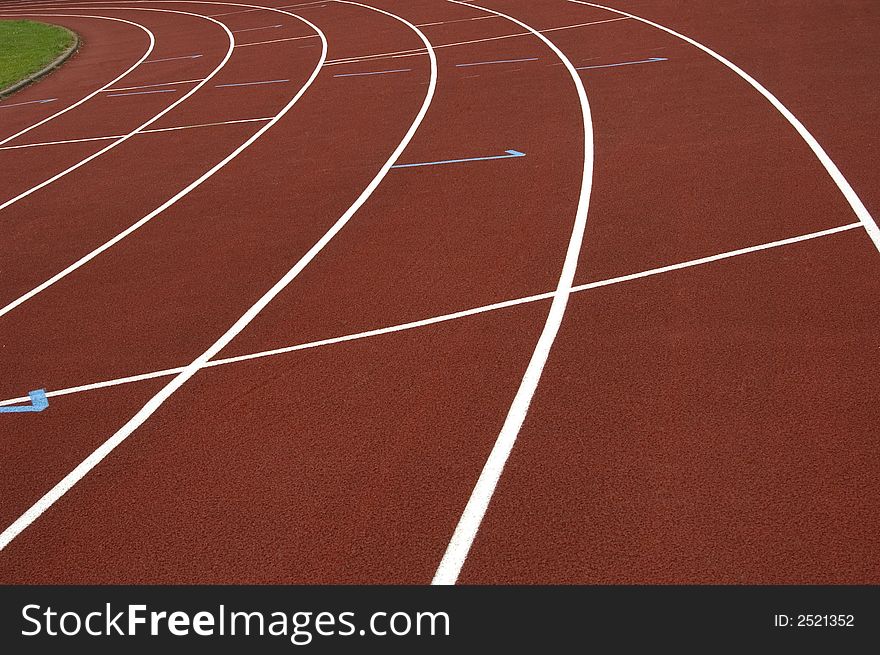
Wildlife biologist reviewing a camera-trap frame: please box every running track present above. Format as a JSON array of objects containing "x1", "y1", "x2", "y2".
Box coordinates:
[{"x1": 0, "y1": 0, "x2": 877, "y2": 584}]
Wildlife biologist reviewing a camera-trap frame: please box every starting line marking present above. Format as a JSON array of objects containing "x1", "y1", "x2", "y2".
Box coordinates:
[
  {"x1": 0, "y1": 390, "x2": 48, "y2": 414},
  {"x1": 392, "y1": 149, "x2": 525, "y2": 168}
]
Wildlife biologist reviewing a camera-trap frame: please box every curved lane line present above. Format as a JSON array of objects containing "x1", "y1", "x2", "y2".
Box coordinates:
[
  {"x1": 0, "y1": 6, "x2": 235, "y2": 214},
  {"x1": 432, "y1": 0, "x2": 595, "y2": 586},
  {"x1": 0, "y1": 14, "x2": 156, "y2": 146},
  {"x1": 0, "y1": 0, "x2": 436, "y2": 551},
  {"x1": 570, "y1": 0, "x2": 880, "y2": 254},
  {"x1": 0, "y1": 4, "x2": 295, "y2": 318}
]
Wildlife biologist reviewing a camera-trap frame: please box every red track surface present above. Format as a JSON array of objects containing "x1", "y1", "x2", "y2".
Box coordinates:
[{"x1": 0, "y1": 0, "x2": 877, "y2": 583}]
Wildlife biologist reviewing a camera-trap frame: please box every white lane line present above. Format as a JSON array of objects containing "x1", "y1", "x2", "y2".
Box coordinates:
[
  {"x1": 215, "y1": 78, "x2": 289, "y2": 87},
  {"x1": 456, "y1": 57, "x2": 538, "y2": 67},
  {"x1": 0, "y1": 7, "x2": 234, "y2": 216},
  {"x1": 416, "y1": 15, "x2": 497, "y2": 27},
  {"x1": 107, "y1": 78, "x2": 203, "y2": 91},
  {"x1": 234, "y1": 34, "x2": 316, "y2": 47},
  {"x1": 0, "y1": 7, "x2": 319, "y2": 321},
  {"x1": 0, "y1": 98, "x2": 57, "y2": 108},
  {"x1": 333, "y1": 68, "x2": 411, "y2": 77},
  {"x1": 0, "y1": 2, "x2": 433, "y2": 553},
  {"x1": 1, "y1": 223, "x2": 860, "y2": 409},
  {"x1": 0, "y1": 118, "x2": 271, "y2": 151},
  {"x1": 145, "y1": 53, "x2": 202, "y2": 63},
  {"x1": 433, "y1": 0, "x2": 595, "y2": 587},
  {"x1": 209, "y1": 1, "x2": 327, "y2": 18},
  {"x1": 106, "y1": 88, "x2": 177, "y2": 97},
  {"x1": 577, "y1": 56, "x2": 666, "y2": 70},
  {"x1": 571, "y1": 0, "x2": 880, "y2": 255},
  {"x1": 0, "y1": 14, "x2": 153, "y2": 146},
  {"x1": 231, "y1": 23, "x2": 282, "y2": 32},
  {"x1": 325, "y1": 16, "x2": 628, "y2": 66}
]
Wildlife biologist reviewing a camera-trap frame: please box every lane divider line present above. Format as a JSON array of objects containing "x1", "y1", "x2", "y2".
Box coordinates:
[
  {"x1": 577, "y1": 56, "x2": 666, "y2": 70},
  {"x1": 0, "y1": 13, "x2": 154, "y2": 146},
  {"x1": 0, "y1": 2, "x2": 319, "y2": 319},
  {"x1": 0, "y1": 7, "x2": 235, "y2": 215},
  {"x1": 0, "y1": 223, "x2": 860, "y2": 410},
  {"x1": 432, "y1": 0, "x2": 595, "y2": 585},
  {"x1": 392, "y1": 148, "x2": 525, "y2": 168},
  {"x1": 570, "y1": 0, "x2": 880, "y2": 255},
  {"x1": 0, "y1": 118, "x2": 272, "y2": 151}
]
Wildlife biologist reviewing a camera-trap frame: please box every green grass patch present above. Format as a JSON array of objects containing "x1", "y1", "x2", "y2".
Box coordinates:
[{"x1": 0, "y1": 20, "x2": 76, "y2": 93}]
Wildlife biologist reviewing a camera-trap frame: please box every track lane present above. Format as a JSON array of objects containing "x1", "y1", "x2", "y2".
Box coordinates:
[
  {"x1": 0, "y1": 4, "x2": 322, "y2": 315},
  {"x1": 0, "y1": 0, "x2": 440, "y2": 568},
  {"x1": 0, "y1": 0, "x2": 590, "y2": 583},
  {"x1": 0, "y1": 6, "x2": 235, "y2": 211},
  {"x1": 0, "y1": 13, "x2": 155, "y2": 146}
]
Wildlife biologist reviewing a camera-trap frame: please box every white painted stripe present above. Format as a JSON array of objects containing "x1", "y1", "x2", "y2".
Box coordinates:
[
  {"x1": 0, "y1": 7, "x2": 234, "y2": 215},
  {"x1": 0, "y1": 223, "x2": 859, "y2": 409},
  {"x1": 456, "y1": 57, "x2": 538, "y2": 67},
  {"x1": 0, "y1": 3, "x2": 416, "y2": 551},
  {"x1": 0, "y1": 14, "x2": 153, "y2": 146},
  {"x1": 0, "y1": 118, "x2": 271, "y2": 151},
  {"x1": 571, "y1": 0, "x2": 880, "y2": 254},
  {"x1": 416, "y1": 15, "x2": 497, "y2": 27},
  {"x1": 231, "y1": 23, "x2": 282, "y2": 32},
  {"x1": 145, "y1": 54, "x2": 202, "y2": 63},
  {"x1": 432, "y1": 0, "x2": 595, "y2": 587},
  {"x1": 333, "y1": 68, "x2": 411, "y2": 77},
  {"x1": 234, "y1": 33, "x2": 316, "y2": 47},
  {"x1": 207, "y1": 0, "x2": 327, "y2": 17},
  {"x1": 325, "y1": 17, "x2": 628, "y2": 66},
  {"x1": 107, "y1": 78, "x2": 203, "y2": 91},
  {"x1": 106, "y1": 88, "x2": 177, "y2": 97},
  {"x1": 0, "y1": 10, "x2": 321, "y2": 321},
  {"x1": 215, "y1": 78, "x2": 289, "y2": 87},
  {"x1": 0, "y1": 98, "x2": 57, "y2": 108}
]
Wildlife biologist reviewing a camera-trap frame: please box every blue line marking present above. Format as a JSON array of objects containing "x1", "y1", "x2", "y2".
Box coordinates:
[
  {"x1": 333, "y1": 69, "x2": 412, "y2": 78},
  {"x1": 576, "y1": 57, "x2": 667, "y2": 71},
  {"x1": 455, "y1": 57, "x2": 538, "y2": 67},
  {"x1": 392, "y1": 149, "x2": 526, "y2": 169},
  {"x1": 0, "y1": 389, "x2": 48, "y2": 413}
]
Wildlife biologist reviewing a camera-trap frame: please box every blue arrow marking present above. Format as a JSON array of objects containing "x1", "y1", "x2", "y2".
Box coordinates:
[
  {"x1": 392, "y1": 149, "x2": 526, "y2": 169},
  {"x1": 576, "y1": 57, "x2": 667, "y2": 71},
  {"x1": 0, "y1": 389, "x2": 49, "y2": 413}
]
